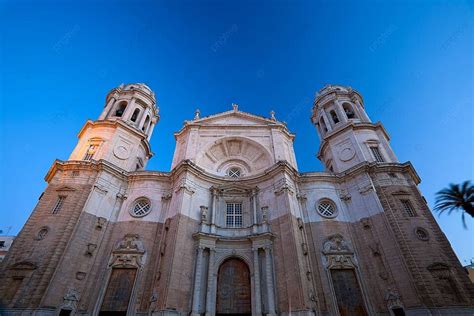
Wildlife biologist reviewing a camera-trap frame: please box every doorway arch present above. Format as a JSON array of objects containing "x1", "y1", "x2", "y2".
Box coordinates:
[{"x1": 216, "y1": 258, "x2": 251, "y2": 316}]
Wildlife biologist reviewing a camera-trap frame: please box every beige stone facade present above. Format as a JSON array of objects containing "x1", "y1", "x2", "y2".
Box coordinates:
[{"x1": 0, "y1": 83, "x2": 473, "y2": 316}]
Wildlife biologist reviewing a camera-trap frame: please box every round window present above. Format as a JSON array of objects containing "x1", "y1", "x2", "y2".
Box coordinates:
[
  {"x1": 130, "y1": 198, "x2": 152, "y2": 217},
  {"x1": 317, "y1": 201, "x2": 337, "y2": 218},
  {"x1": 228, "y1": 167, "x2": 241, "y2": 178},
  {"x1": 415, "y1": 227, "x2": 429, "y2": 241}
]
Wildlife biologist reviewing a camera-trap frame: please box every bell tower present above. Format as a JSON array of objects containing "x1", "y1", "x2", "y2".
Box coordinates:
[
  {"x1": 311, "y1": 85, "x2": 397, "y2": 173},
  {"x1": 69, "y1": 83, "x2": 160, "y2": 172}
]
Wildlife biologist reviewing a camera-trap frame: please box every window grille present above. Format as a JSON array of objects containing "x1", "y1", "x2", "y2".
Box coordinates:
[
  {"x1": 228, "y1": 167, "x2": 241, "y2": 178},
  {"x1": 52, "y1": 196, "x2": 65, "y2": 214},
  {"x1": 84, "y1": 145, "x2": 97, "y2": 161},
  {"x1": 130, "y1": 198, "x2": 151, "y2": 217},
  {"x1": 226, "y1": 203, "x2": 243, "y2": 228},
  {"x1": 370, "y1": 146, "x2": 385, "y2": 162},
  {"x1": 317, "y1": 201, "x2": 337, "y2": 218},
  {"x1": 401, "y1": 199, "x2": 416, "y2": 217}
]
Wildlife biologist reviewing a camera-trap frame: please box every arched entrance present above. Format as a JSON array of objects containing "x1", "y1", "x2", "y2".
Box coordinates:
[{"x1": 216, "y1": 258, "x2": 251, "y2": 316}]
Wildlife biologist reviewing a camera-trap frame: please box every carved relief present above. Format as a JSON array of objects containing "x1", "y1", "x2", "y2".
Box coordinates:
[
  {"x1": 109, "y1": 234, "x2": 146, "y2": 268},
  {"x1": 85, "y1": 243, "x2": 97, "y2": 256},
  {"x1": 61, "y1": 288, "x2": 80, "y2": 311},
  {"x1": 322, "y1": 234, "x2": 356, "y2": 269},
  {"x1": 96, "y1": 217, "x2": 106, "y2": 229},
  {"x1": 113, "y1": 143, "x2": 131, "y2": 160}
]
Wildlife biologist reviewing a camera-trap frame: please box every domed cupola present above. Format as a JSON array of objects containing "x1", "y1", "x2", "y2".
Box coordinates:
[
  {"x1": 311, "y1": 84, "x2": 397, "y2": 173},
  {"x1": 99, "y1": 83, "x2": 159, "y2": 138}
]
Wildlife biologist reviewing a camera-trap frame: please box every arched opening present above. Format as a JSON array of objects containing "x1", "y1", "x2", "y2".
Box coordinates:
[
  {"x1": 142, "y1": 115, "x2": 150, "y2": 132},
  {"x1": 115, "y1": 101, "x2": 127, "y2": 117},
  {"x1": 330, "y1": 110, "x2": 340, "y2": 124},
  {"x1": 342, "y1": 102, "x2": 357, "y2": 119},
  {"x1": 130, "y1": 108, "x2": 140, "y2": 122},
  {"x1": 216, "y1": 258, "x2": 251, "y2": 316}
]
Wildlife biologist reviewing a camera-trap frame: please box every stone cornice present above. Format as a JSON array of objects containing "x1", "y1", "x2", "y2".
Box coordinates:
[
  {"x1": 313, "y1": 86, "x2": 363, "y2": 109},
  {"x1": 44, "y1": 158, "x2": 420, "y2": 191},
  {"x1": 173, "y1": 110, "x2": 295, "y2": 140},
  {"x1": 77, "y1": 119, "x2": 153, "y2": 158},
  {"x1": 169, "y1": 159, "x2": 301, "y2": 187},
  {"x1": 106, "y1": 86, "x2": 157, "y2": 109},
  {"x1": 317, "y1": 121, "x2": 390, "y2": 159},
  {"x1": 299, "y1": 161, "x2": 421, "y2": 185},
  {"x1": 44, "y1": 159, "x2": 129, "y2": 183}
]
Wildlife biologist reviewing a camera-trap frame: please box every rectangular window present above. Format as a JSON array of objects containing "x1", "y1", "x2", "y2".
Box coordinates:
[
  {"x1": 52, "y1": 196, "x2": 66, "y2": 214},
  {"x1": 370, "y1": 146, "x2": 385, "y2": 162},
  {"x1": 226, "y1": 203, "x2": 243, "y2": 228},
  {"x1": 400, "y1": 199, "x2": 416, "y2": 217},
  {"x1": 0, "y1": 241, "x2": 5, "y2": 248},
  {"x1": 83, "y1": 145, "x2": 97, "y2": 161}
]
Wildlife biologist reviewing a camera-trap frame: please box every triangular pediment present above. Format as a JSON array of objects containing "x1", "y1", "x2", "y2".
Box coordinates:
[{"x1": 194, "y1": 110, "x2": 277, "y2": 126}]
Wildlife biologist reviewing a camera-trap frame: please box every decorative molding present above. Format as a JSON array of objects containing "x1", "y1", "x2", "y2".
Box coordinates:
[
  {"x1": 109, "y1": 234, "x2": 146, "y2": 268},
  {"x1": 94, "y1": 184, "x2": 108, "y2": 194},
  {"x1": 161, "y1": 193, "x2": 172, "y2": 201},
  {"x1": 358, "y1": 184, "x2": 374, "y2": 195},
  {"x1": 322, "y1": 234, "x2": 356, "y2": 269},
  {"x1": 200, "y1": 206, "x2": 209, "y2": 223},
  {"x1": 96, "y1": 217, "x2": 106, "y2": 229},
  {"x1": 360, "y1": 217, "x2": 371, "y2": 229},
  {"x1": 85, "y1": 243, "x2": 97, "y2": 257},
  {"x1": 76, "y1": 271, "x2": 86, "y2": 280},
  {"x1": 116, "y1": 193, "x2": 128, "y2": 200},
  {"x1": 61, "y1": 288, "x2": 80, "y2": 311},
  {"x1": 385, "y1": 288, "x2": 403, "y2": 309}
]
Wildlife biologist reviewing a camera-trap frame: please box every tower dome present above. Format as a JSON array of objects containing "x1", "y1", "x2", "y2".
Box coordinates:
[{"x1": 100, "y1": 83, "x2": 159, "y2": 137}]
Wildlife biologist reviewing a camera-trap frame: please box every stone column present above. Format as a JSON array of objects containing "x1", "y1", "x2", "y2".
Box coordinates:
[
  {"x1": 122, "y1": 97, "x2": 136, "y2": 122},
  {"x1": 334, "y1": 101, "x2": 348, "y2": 124},
  {"x1": 192, "y1": 246, "x2": 205, "y2": 316},
  {"x1": 210, "y1": 188, "x2": 218, "y2": 234},
  {"x1": 205, "y1": 248, "x2": 216, "y2": 316},
  {"x1": 138, "y1": 108, "x2": 150, "y2": 129},
  {"x1": 354, "y1": 99, "x2": 370, "y2": 122},
  {"x1": 264, "y1": 247, "x2": 276, "y2": 315},
  {"x1": 147, "y1": 120, "x2": 156, "y2": 140},
  {"x1": 321, "y1": 109, "x2": 333, "y2": 132},
  {"x1": 253, "y1": 248, "x2": 262, "y2": 316},
  {"x1": 252, "y1": 188, "x2": 258, "y2": 225},
  {"x1": 99, "y1": 96, "x2": 116, "y2": 120}
]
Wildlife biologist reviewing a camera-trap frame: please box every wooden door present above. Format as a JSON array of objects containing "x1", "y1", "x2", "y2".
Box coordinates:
[
  {"x1": 216, "y1": 258, "x2": 251, "y2": 315},
  {"x1": 99, "y1": 268, "x2": 137, "y2": 316},
  {"x1": 330, "y1": 269, "x2": 368, "y2": 316}
]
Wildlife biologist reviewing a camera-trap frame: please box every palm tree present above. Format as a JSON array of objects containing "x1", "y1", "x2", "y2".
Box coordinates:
[{"x1": 434, "y1": 180, "x2": 474, "y2": 228}]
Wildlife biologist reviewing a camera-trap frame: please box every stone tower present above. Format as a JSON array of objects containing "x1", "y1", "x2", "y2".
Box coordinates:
[
  {"x1": 311, "y1": 85, "x2": 397, "y2": 173},
  {"x1": 69, "y1": 83, "x2": 160, "y2": 171}
]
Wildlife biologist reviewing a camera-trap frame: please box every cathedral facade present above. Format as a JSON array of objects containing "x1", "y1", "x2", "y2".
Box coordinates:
[{"x1": 0, "y1": 84, "x2": 473, "y2": 316}]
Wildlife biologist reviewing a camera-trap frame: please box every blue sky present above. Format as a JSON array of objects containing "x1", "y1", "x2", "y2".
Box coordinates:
[{"x1": 0, "y1": 0, "x2": 472, "y2": 263}]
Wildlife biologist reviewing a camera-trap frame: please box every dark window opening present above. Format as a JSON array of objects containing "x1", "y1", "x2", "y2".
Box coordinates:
[
  {"x1": 343, "y1": 102, "x2": 357, "y2": 119},
  {"x1": 59, "y1": 309, "x2": 72, "y2": 316},
  {"x1": 391, "y1": 308, "x2": 406, "y2": 316},
  {"x1": 330, "y1": 110, "x2": 339, "y2": 124},
  {"x1": 115, "y1": 102, "x2": 127, "y2": 117},
  {"x1": 130, "y1": 108, "x2": 140, "y2": 122}
]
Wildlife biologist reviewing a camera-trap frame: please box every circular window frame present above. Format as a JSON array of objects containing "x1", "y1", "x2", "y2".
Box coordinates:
[
  {"x1": 414, "y1": 227, "x2": 429, "y2": 241},
  {"x1": 35, "y1": 226, "x2": 49, "y2": 240},
  {"x1": 129, "y1": 197, "x2": 152, "y2": 218},
  {"x1": 227, "y1": 167, "x2": 242, "y2": 178},
  {"x1": 316, "y1": 200, "x2": 338, "y2": 219}
]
